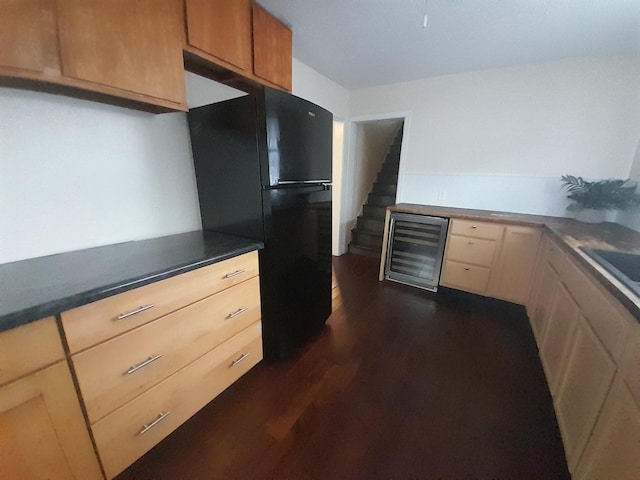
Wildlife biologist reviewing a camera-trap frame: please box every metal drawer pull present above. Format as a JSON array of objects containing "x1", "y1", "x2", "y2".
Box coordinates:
[
  {"x1": 116, "y1": 304, "x2": 154, "y2": 320},
  {"x1": 471, "y1": 225, "x2": 478, "y2": 229},
  {"x1": 464, "y1": 267, "x2": 470, "y2": 271},
  {"x1": 126, "y1": 354, "x2": 163, "y2": 375},
  {"x1": 231, "y1": 353, "x2": 250, "y2": 367},
  {"x1": 223, "y1": 269, "x2": 246, "y2": 279},
  {"x1": 226, "y1": 307, "x2": 248, "y2": 319},
  {"x1": 139, "y1": 411, "x2": 171, "y2": 435},
  {"x1": 468, "y1": 241, "x2": 475, "y2": 245}
]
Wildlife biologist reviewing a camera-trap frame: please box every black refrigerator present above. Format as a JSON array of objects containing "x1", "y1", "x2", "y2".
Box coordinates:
[{"x1": 188, "y1": 88, "x2": 333, "y2": 361}]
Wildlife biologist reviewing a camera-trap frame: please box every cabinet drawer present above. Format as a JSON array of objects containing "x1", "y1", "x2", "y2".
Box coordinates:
[
  {"x1": 92, "y1": 321, "x2": 263, "y2": 479},
  {"x1": 446, "y1": 235, "x2": 497, "y2": 267},
  {"x1": 62, "y1": 251, "x2": 259, "y2": 353},
  {"x1": 441, "y1": 260, "x2": 491, "y2": 294},
  {"x1": 449, "y1": 219, "x2": 504, "y2": 241},
  {"x1": 0, "y1": 317, "x2": 64, "y2": 386},
  {"x1": 74, "y1": 276, "x2": 261, "y2": 423}
]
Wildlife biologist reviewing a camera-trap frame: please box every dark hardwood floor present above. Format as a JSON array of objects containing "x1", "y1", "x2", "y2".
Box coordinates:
[{"x1": 116, "y1": 254, "x2": 569, "y2": 480}]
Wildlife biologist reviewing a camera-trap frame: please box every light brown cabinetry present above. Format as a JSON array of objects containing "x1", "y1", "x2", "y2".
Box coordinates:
[
  {"x1": 575, "y1": 376, "x2": 640, "y2": 480},
  {"x1": 57, "y1": 0, "x2": 186, "y2": 107},
  {"x1": 539, "y1": 284, "x2": 579, "y2": 392},
  {"x1": 490, "y1": 226, "x2": 542, "y2": 303},
  {"x1": 61, "y1": 251, "x2": 260, "y2": 353},
  {"x1": 0, "y1": 318, "x2": 102, "y2": 480},
  {"x1": 61, "y1": 251, "x2": 263, "y2": 478},
  {"x1": 184, "y1": 0, "x2": 293, "y2": 92},
  {"x1": 440, "y1": 219, "x2": 541, "y2": 304},
  {"x1": 185, "y1": 0, "x2": 253, "y2": 72},
  {"x1": 93, "y1": 322, "x2": 262, "y2": 479},
  {"x1": 554, "y1": 315, "x2": 616, "y2": 471},
  {"x1": 527, "y1": 233, "x2": 636, "y2": 476},
  {"x1": 0, "y1": 0, "x2": 60, "y2": 76},
  {"x1": 0, "y1": 0, "x2": 187, "y2": 112},
  {"x1": 252, "y1": 2, "x2": 293, "y2": 91}
]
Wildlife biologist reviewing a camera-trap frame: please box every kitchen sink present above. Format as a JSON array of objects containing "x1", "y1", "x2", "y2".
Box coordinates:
[{"x1": 580, "y1": 247, "x2": 640, "y2": 296}]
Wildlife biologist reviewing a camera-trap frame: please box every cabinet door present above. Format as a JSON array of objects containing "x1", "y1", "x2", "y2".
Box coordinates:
[
  {"x1": 539, "y1": 283, "x2": 580, "y2": 394},
  {"x1": 0, "y1": 361, "x2": 102, "y2": 480},
  {"x1": 252, "y1": 3, "x2": 292, "y2": 91},
  {"x1": 57, "y1": 0, "x2": 186, "y2": 105},
  {"x1": 530, "y1": 263, "x2": 559, "y2": 345},
  {"x1": 555, "y1": 316, "x2": 616, "y2": 472},
  {"x1": 0, "y1": 0, "x2": 60, "y2": 75},
  {"x1": 491, "y1": 226, "x2": 541, "y2": 304},
  {"x1": 526, "y1": 235, "x2": 548, "y2": 316},
  {"x1": 185, "y1": 0, "x2": 252, "y2": 72},
  {"x1": 575, "y1": 377, "x2": 640, "y2": 480}
]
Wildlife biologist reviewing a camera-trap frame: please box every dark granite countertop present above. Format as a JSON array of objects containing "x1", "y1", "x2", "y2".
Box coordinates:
[
  {"x1": 0, "y1": 231, "x2": 263, "y2": 332},
  {"x1": 388, "y1": 203, "x2": 640, "y2": 321}
]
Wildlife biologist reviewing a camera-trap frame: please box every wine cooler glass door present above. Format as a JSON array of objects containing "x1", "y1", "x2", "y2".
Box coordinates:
[{"x1": 385, "y1": 213, "x2": 449, "y2": 291}]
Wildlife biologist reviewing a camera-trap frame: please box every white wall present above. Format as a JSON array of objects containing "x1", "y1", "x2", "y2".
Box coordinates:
[
  {"x1": 292, "y1": 58, "x2": 349, "y2": 120},
  {"x1": 349, "y1": 55, "x2": 640, "y2": 217},
  {"x1": 0, "y1": 88, "x2": 202, "y2": 264},
  {"x1": 0, "y1": 64, "x2": 350, "y2": 264}
]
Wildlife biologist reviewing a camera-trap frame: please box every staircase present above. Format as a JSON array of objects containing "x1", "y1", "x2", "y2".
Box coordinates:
[{"x1": 348, "y1": 125, "x2": 403, "y2": 257}]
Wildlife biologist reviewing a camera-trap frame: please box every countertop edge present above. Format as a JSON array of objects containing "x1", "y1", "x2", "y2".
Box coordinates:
[
  {"x1": 0, "y1": 240, "x2": 263, "y2": 333},
  {"x1": 387, "y1": 203, "x2": 640, "y2": 323}
]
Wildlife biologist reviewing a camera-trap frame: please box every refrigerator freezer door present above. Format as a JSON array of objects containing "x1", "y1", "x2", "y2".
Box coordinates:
[
  {"x1": 260, "y1": 185, "x2": 332, "y2": 360},
  {"x1": 262, "y1": 88, "x2": 333, "y2": 187}
]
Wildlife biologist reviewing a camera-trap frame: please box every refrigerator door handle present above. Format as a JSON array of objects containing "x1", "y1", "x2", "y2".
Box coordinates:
[{"x1": 276, "y1": 179, "x2": 331, "y2": 186}]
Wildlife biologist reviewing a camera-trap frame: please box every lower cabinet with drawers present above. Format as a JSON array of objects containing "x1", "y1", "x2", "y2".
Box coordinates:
[
  {"x1": 441, "y1": 218, "x2": 542, "y2": 304},
  {"x1": 527, "y1": 234, "x2": 640, "y2": 479},
  {"x1": 60, "y1": 250, "x2": 264, "y2": 479}
]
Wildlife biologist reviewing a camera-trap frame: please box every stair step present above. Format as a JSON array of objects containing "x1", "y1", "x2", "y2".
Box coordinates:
[
  {"x1": 372, "y1": 183, "x2": 397, "y2": 196},
  {"x1": 388, "y1": 144, "x2": 401, "y2": 154},
  {"x1": 363, "y1": 205, "x2": 387, "y2": 219},
  {"x1": 367, "y1": 193, "x2": 396, "y2": 207},
  {"x1": 376, "y1": 173, "x2": 398, "y2": 185},
  {"x1": 356, "y1": 216, "x2": 385, "y2": 234},
  {"x1": 384, "y1": 152, "x2": 400, "y2": 163},
  {"x1": 351, "y1": 230, "x2": 383, "y2": 250},
  {"x1": 348, "y1": 244, "x2": 381, "y2": 258},
  {"x1": 380, "y1": 162, "x2": 400, "y2": 174}
]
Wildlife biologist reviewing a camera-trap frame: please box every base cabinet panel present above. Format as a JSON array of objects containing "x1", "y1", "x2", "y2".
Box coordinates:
[
  {"x1": 539, "y1": 284, "x2": 580, "y2": 394},
  {"x1": 0, "y1": 361, "x2": 103, "y2": 480},
  {"x1": 555, "y1": 318, "x2": 616, "y2": 471},
  {"x1": 530, "y1": 263, "x2": 559, "y2": 344},
  {"x1": 575, "y1": 377, "x2": 640, "y2": 480}
]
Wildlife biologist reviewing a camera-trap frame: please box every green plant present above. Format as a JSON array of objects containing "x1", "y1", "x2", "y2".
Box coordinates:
[{"x1": 560, "y1": 175, "x2": 640, "y2": 210}]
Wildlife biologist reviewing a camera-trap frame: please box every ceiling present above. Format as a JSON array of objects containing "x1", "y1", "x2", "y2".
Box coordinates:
[{"x1": 257, "y1": 0, "x2": 640, "y2": 89}]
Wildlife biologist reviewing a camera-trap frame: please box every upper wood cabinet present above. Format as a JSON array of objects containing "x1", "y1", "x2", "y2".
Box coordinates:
[
  {"x1": 252, "y1": 2, "x2": 293, "y2": 91},
  {"x1": 57, "y1": 0, "x2": 186, "y2": 107},
  {"x1": 183, "y1": 1, "x2": 293, "y2": 92},
  {"x1": 185, "y1": 0, "x2": 253, "y2": 72},
  {"x1": 0, "y1": 0, "x2": 187, "y2": 112},
  {"x1": 0, "y1": 0, "x2": 60, "y2": 76}
]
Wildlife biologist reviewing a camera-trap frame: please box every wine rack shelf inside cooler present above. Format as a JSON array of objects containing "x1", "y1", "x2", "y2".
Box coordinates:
[{"x1": 385, "y1": 213, "x2": 449, "y2": 291}]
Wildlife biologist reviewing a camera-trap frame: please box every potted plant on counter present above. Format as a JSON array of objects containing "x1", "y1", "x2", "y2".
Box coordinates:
[{"x1": 560, "y1": 174, "x2": 640, "y2": 223}]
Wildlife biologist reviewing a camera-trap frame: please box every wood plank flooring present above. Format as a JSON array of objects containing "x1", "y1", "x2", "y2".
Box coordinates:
[{"x1": 116, "y1": 254, "x2": 570, "y2": 480}]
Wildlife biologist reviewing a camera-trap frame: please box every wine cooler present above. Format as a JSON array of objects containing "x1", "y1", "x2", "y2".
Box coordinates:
[{"x1": 384, "y1": 213, "x2": 449, "y2": 291}]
